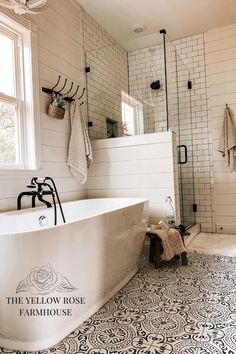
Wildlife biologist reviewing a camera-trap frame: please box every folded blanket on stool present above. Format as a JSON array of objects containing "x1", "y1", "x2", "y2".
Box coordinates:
[{"x1": 148, "y1": 227, "x2": 186, "y2": 261}]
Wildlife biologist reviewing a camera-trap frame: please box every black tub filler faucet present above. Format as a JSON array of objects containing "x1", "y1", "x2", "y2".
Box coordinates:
[{"x1": 17, "y1": 177, "x2": 66, "y2": 225}]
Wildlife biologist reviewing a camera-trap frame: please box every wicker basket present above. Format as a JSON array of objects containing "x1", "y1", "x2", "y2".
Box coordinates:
[{"x1": 47, "y1": 104, "x2": 65, "y2": 119}]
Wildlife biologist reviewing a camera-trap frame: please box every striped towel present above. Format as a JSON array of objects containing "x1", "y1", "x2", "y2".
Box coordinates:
[{"x1": 149, "y1": 228, "x2": 186, "y2": 261}]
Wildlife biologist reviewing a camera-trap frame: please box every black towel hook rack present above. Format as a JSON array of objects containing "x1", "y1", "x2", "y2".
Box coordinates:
[{"x1": 42, "y1": 75, "x2": 85, "y2": 103}]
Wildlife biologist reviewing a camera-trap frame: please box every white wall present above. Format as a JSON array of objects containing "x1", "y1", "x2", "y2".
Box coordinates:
[
  {"x1": 0, "y1": 0, "x2": 87, "y2": 212},
  {"x1": 87, "y1": 131, "x2": 180, "y2": 225},
  {"x1": 206, "y1": 24, "x2": 236, "y2": 233}
]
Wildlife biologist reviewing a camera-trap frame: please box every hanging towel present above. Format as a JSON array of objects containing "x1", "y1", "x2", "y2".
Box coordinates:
[
  {"x1": 218, "y1": 107, "x2": 236, "y2": 172},
  {"x1": 147, "y1": 226, "x2": 186, "y2": 261},
  {"x1": 67, "y1": 100, "x2": 93, "y2": 184}
]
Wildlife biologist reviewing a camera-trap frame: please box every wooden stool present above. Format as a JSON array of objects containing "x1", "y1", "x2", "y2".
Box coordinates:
[{"x1": 147, "y1": 231, "x2": 188, "y2": 269}]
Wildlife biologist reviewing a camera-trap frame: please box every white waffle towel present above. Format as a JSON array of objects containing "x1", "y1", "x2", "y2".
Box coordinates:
[
  {"x1": 67, "y1": 101, "x2": 93, "y2": 183},
  {"x1": 218, "y1": 107, "x2": 236, "y2": 172}
]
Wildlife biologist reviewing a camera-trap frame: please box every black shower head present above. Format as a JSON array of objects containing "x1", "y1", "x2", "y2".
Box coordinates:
[{"x1": 150, "y1": 80, "x2": 161, "y2": 90}]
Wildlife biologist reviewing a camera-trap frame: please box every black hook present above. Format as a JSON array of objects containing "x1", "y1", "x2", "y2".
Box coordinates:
[
  {"x1": 78, "y1": 87, "x2": 85, "y2": 100},
  {"x1": 70, "y1": 85, "x2": 80, "y2": 99},
  {"x1": 51, "y1": 75, "x2": 61, "y2": 90},
  {"x1": 65, "y1": 82, "x2": 74, "y2": 95},
  {"x1": 57, "y1": 78, "x2": 67, "y2": 93}
]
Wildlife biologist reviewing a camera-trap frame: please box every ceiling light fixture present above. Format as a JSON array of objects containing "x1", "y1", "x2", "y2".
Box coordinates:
[
  {"x1": 0, "y1": 0, "x2": 47, "y2": 15},
  {"x1": 132, "y1": 24, "x2": 146, "y2": 34}
]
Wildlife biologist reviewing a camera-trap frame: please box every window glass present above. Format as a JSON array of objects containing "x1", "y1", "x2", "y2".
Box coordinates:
[
  {"x1": 0, "y1": 101, "x2": 18, "y2": 165},
  {"x1": 121, "y1": 92, "x2": 144, "y2": 136},
  {"x1": 0, "y1": 32, "x2": 15, "y2": 97},
  {"x1": 122, "y1": 102, "x2": 136, "y2": 135}
]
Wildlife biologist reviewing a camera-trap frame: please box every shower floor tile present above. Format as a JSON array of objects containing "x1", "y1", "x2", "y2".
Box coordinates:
[{"x1": 1, "y1": 252, "x2": 236, "y2": 354}]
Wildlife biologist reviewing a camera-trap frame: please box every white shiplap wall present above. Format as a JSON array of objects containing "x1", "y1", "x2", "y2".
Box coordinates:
[
  {"x1": 0, "y1": 0, "x2": 87, "y2": 212},
  {"x1": 87, "y1": 132, "x2": 180, "y2": 225},
  {"x1": 206, "y1": 24, "x2": 236, "y2": 233}
]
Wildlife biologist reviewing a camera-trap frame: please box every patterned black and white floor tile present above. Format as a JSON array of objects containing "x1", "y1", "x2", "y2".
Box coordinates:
[{"x1": 1, "y1": 252, "x2": 236, "y2": 354}]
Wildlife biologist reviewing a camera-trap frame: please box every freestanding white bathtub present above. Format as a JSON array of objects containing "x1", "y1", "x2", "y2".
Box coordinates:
[{"x1": 0, "y1": 197, "x2": 148, "y2": 351}]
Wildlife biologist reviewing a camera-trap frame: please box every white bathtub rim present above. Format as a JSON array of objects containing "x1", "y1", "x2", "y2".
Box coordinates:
[
  {"x1": 0, "y1": 266, "x2": 139, "y2": 352},
  {"x1": 0, "y1": 197, "x2": 149, "y2": 236}
]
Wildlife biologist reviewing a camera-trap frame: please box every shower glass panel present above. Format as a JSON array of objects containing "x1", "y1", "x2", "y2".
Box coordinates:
[
  {"x1": 85, "y1": 44, "x2": 129, "y2": 140},
  {"x1": 166, "y1": 39, "x2": 196, "y2": 228}
]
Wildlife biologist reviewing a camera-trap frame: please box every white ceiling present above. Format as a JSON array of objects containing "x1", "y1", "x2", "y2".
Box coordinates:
[{"x1": 76, "y1": 0, "x2": 236, "y2": 50}]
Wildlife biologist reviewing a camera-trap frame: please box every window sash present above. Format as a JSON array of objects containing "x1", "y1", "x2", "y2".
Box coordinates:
[{"x1": 0, "y1": 10, "x2": 41, "y2": 173}]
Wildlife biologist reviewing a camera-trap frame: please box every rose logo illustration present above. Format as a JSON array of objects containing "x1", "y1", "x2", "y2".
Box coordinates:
[{"x1": 16, "y1": 264, "x2": 77, "y2": 295}]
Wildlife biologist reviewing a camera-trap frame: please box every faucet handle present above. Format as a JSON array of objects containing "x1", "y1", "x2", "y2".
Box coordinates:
[{"x1": 27, "y1": 183, "x2": 36, "y2": 188}]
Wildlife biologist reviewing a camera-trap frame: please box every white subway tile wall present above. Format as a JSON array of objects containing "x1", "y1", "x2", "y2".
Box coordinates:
[{"x1": 82, "y1": 9, "x2": 128, "y2": 140}]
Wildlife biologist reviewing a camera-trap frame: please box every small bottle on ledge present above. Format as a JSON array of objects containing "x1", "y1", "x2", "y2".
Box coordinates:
[{"x1": 165, "y1": 196, "x2": 175, "y2": 227}]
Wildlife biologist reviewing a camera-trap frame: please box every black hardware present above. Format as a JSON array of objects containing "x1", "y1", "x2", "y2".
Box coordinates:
[
  {"x1": 17, "y1": 177, "x2": 66, "y2": 226},
  {"x1": 67, "y1": 85, "x2": 80, "y2": 101},
  {"x1": 160, "y1": 28, "x2": 169, "y2": 130},
  {"x1": 85, "y1": 66, "x2": 90, "y2": 73},
  {"x1": 77, "y1": 87, "x2": 85, "y2": 101},
  {"x1": 17, "y1": 191, "x2": 37, "y2": 210},
  {"x1": 42, "y1": 75, "x2": 85, "y2": 103},
  {"x1": 88, "y1": 121, "x2": 93, "y2": 127},
  {"x1": 188, "y1": 80, "x2": 192, "y2": 90},
  {"x1": 150, "y1": 80, "x2": 161, "y2": 90},
  {"x1": 177, "y1": 145, "x2": 188, "y2": 164},
  {"x1": 193, "y1": 203, "x2": 197, "y2": 212},
  {"x1": 64, "y1": 82, "x2": 74, "y2": 96},
  {"x1": 51, "y1": 75, "x2": 61, "y2": 90},
  {"x1": 57, "y1": 78, "x2": 67, "y2": 93},
  {"x1": 160, "y1": 29, "x2": 166, "y2": 34}
]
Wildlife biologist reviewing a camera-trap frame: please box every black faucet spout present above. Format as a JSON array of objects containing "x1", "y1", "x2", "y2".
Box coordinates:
[{"x1": 38, "y1": 194, "x2": 52, "y2": 208}]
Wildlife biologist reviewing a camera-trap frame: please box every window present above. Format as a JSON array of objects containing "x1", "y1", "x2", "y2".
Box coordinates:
[
  {"x1": 0, "y1": 11, "x2": 40, "y2": 170},
  {"x1": 121, "y1": 91, "x2": 144, "y2": 136}
]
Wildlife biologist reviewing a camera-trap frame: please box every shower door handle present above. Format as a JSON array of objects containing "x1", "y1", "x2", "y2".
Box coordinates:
[{"x1": 177, "y1": 145, "x2": 187, "y2": 164}]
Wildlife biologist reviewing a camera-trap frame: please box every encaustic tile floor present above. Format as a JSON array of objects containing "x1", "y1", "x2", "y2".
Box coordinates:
[{"x1": 1, "y1": 252, "x2": 236, "y2": 354}]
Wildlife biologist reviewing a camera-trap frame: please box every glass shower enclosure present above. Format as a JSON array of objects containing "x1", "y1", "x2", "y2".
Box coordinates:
[
  {"x1": 165, "y1": 32, "x2": 196, "y2": 228},
  {"x1": 84, "y1": 31, "x2": 196, "y2": 229}
]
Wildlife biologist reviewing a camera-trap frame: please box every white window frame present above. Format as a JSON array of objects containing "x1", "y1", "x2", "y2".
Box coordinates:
[
  {"x1": 121, "y1": 91, "x2": 144, "y2": 135},
  {"x1": 0, "y1": 10, "x2": 40, "y2": 175}
]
